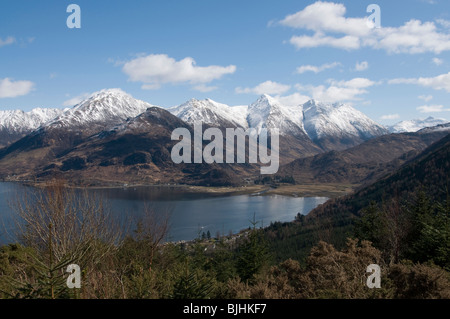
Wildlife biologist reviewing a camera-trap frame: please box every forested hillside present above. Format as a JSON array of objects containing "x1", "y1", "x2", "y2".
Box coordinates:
[{"x1": 264, "y1": 133, "x2": 450, "y2": 264}]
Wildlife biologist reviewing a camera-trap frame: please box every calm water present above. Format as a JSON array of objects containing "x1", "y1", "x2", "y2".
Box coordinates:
[{"x1": 0, "y1": 182, "x2": 328, "y2": 244}]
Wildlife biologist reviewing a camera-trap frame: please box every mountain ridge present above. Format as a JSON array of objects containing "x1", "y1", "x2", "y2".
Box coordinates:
[
  {"x1": 389, "y1": 116, "x2": 449, "y2": 133},
  {"x1": 0, "y1": 89, "x2": 447, "y2": 187},
  {"x1": 1, "y1": 89, "x2": 387, "y2": 151}
]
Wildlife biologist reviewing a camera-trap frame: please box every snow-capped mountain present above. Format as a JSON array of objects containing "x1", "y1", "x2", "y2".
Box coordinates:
[
  {"x1": 167, "y1": 94, "x2": 388, "y2": 152},
  {"x1": 0, "y1": 89, "x2": 389, "y2": 159},
  {"x1": 168, "y1": 98, "x2": 248, "y2": 128},
  {"x1": 302, "y1": 99, "x2": 388, "y2": 141},
  {"x1": 45, "y1": 88, "x2": 154, "y2": 133},
  {"x1": 389, "y1": 117, "x2": 449, "y2": 133},
  {"x1": 0, "y1": 108, "x2": 65, "y2": 146},
  {"x1": 0, "y1": 108, "x2": 64, "y2": 133},
  {"x1": 247, "y1": 94, "x2": 306, "y2": 135}
]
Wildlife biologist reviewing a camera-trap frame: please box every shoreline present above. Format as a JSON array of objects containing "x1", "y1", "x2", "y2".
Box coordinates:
[{"x1": 3, "y1": 179, "x2": 356, "y2": 198}]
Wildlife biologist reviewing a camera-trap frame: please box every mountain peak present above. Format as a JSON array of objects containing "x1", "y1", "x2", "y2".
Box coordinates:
[
  {"x1": 257, "y1": 94, "x2": 277, "y2": 104},
  {"x1": 304, "y1": 99, "x2": 317, "y2": 106},
  {"x1": 188, "y1": 97, "x2": 200, "y2": 103},
  {"x1": 186, "y1": 98, "x2": 219, "y2": 107},
  {"x1": 169, "y1": 98, "x2": 248, "y2": 128},
  {"x1": 303, "y1": 99, "x2": 341, "y2": 111},
  {"x1": 77, "y1": 88, "x2": 134, "y2": 105},
  {"x1": 45, "y1": 88, "x2": 153, "y2": 132},
  {"x1": 302, "y1": 99, "x2": 388, "y2": 144},
  {"x1": 91, "y1": 88, "x2": 129, "y2": 97}
]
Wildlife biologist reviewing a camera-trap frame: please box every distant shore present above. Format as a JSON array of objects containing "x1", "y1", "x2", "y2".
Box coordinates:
[{"x1": 8, "y1": 179, "x2": 355, "y2": 198}]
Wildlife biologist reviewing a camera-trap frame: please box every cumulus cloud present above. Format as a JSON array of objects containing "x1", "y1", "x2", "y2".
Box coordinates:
[
  {"x1": 436, "y1": 19, "x2": 450, "y2": 29},
  {"x1": 432, "y1": 57, "x2": 444, "y2": 65},
  {"x1": 280, "y1": 1, "x2": 370, "y2": 37},
  {"x1": 381, "y1": 114, "x2": 400, "y2": 120},
  {"x1": 355, "y1": 61, "x2": 369, "y2": 71},
  {"x1": 296, "y1": 62, "x2": 341, "y2": 74},
  {"x1": 419, "y1": 95, "x2": 433, "y2": 102},
  {"x1": 290, "y1": 32, "x2": 360, "y2": 50},
  {"x1": 329, "y1": 78, "x2": 377, "y2": 88},
  {"x1": 417, "y1": 105, "x2": 450, "y2": 113},
  {"x1": 0, "y1": 36, "x2": 15, "y2": 47},
  {"x1": 389, "y1": 72, "x2": 450, "y2": 92},
  {"x1": 0, "y1": 78, "x2": 35, "y2": 98},
  {"x1": 274, "y1": 92, "x2": 311, "y2": 106},
  {"x1": 122, "y1": 54, "x2": 236, "y2": 90},
  {"x1": 235, "y1": 81, "x2": 291, "y2": 95},
  {"x1": 280, "y1": 1, "x2": 450, "y2": 54},
  {"x1": 296, "y1": 77, "x2": 376, "y2": 103}
]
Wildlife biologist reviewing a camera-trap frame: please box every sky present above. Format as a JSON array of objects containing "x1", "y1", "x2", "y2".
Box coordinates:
[{"x1": 1, "y1": 0, "x2": 450, "y2": 125}]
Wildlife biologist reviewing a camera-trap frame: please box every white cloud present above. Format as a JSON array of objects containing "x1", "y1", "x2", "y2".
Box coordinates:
[
  {"x1": 235, "y1": 81, "x2": 291, "y2": 95},
  {"x1": 0, "y1": 36, "x2": 15, "y2": 47},
  {"x1": 419, "y1": 95, "x2": 433, "y2": 102},
  {"x1": 122, "y1": 54, "x2": 236, "y2": 90},
  {"x1": 305, "y1": 85, "x2": 362, "y2": 103},
  {"x1": 355, "y1": 61, "x2": 369, "y2": 71},
  {"x1": 329, "y1": 77, "x2": 376, "y2": 88},
  {"x1": 297, "y1": 77, "x2": 376, "y2": 103},
  {"x1": 436, "y1": 19, "x2": 450, "y2": 29},
  {"x1": 374, "y1": 20, "x2": 450, "y2": 54},
  {"x1": 389, "y1": 72, "x2": 450, "y2": 92},
  {"x1": 290, "y1": 33, "x2": 360, "y2": 50},
  {"x1": 432, "y1": 57, "x2": 444, "y2": 65},
  {"x1": 280, "y1": 2, "x2": 450, "y2": 54},
  {"x1": 296, "y1": 62, "x2": 341, "y2": 74},
  {"x1": 62, "y1": 92, "x2": 91, "y2": 107},
  {"x1": 274, "y1": 93, "x2": 311, "y2": 106},
  {"x1": 0, "y1": 78, "x2": 35, "y2": 98},
  {"x1": 417, "y1": 105, "x2": 450, "y2": 113},
  {"x1": 280, "y1": 1, "x2": 370, "y2": 37},
  {"x1": 381, "y1": 114, "x2": 400, "y2": 120}
]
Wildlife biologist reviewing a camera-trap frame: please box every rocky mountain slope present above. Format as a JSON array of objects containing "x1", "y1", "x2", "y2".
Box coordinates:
[{"x1": 278, "y1": 129, "x2": 450, "y2": 186}]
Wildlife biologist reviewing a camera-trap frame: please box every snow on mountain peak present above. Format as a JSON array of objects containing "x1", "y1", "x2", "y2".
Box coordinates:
[
  {"x1": 168, "y1": 98, "x2": 248, "y2": 128},
  {"x1": 247, "y1": 94, "x2": 305, "y2": 135},
  {"x1": 46, "y1": 88, "x2": 154, "y2": 130},
  {"x1": 0, "y1": 108, "x2": 65, "y2": 133},
  {"x1": 169, "y1": 94, "x2": 386, "y2": 140},
  {"x1": 302, "y1": 100, "x2": 388, "y2": 140},
  {"x1": 0, "y1": 89, "x2": 391, "y2": 148},
  {"x1": 389, "y1": 117, "x2": 449, "y2": 133}
]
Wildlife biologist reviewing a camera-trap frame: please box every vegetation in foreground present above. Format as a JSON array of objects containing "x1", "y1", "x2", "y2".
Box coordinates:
[{"x1": 0, "y1": 180, "x2": 448, "y2": 299}]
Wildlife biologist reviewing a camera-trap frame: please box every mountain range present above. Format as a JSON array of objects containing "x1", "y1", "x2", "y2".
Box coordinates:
[
  {"x1": 0, "y1": 89, "x2": 448, "y2": 186},
  {"x1": 169, "y1": 94, "x2": 389, "y2": 150},
  {"x1": 388, "y1": 117, "x2": 449, "y2": 133},
  {"x1": 0, "y1": 108, "x2": 65, "y2": 147}
]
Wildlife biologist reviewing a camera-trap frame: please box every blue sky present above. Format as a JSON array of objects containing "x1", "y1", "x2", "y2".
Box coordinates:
[{"x1": 1, "y1": 0, "x2": 450, "y2": 124}]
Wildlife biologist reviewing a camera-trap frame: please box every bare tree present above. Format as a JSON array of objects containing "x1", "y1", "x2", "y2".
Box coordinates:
[
  {"x1": 133, "y1": 205, "x2": 171, "y2": 272},
  {"x1": 381, "y1": 198, "x2": 411, "y2": 264},
  {"x1": 11, "y1": 179, "x2": 123, "y2": 271}
]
